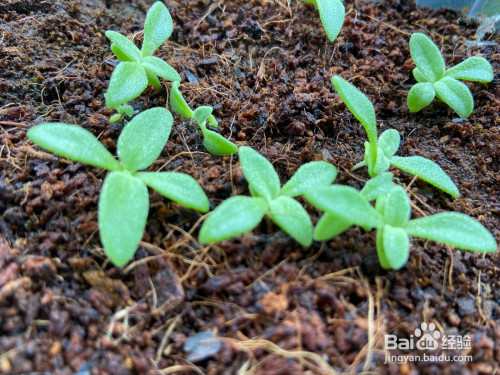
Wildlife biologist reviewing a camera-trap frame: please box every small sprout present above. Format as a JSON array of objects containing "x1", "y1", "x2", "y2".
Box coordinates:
[
  {"x1": 331, "y1": 75, "x2": 459, "y2": 198},
  {"x1": 407, "y1": 33, "x2": 493, "y2": 118},
  {"x1": 109, "y1": 104, "x2": 134, "y2": 123},
  {"x1": 104, "y1": 2, "x2": 181, "y2": 112},
  {"x1": 305, "y1": 184, "x2": 497, "y2": 270},
  {"x1": 300, "y1": 0, "x2": 345, "y2": 42},
  {"x1": 170, "y1": 81, "x2": 238, "y2": 156},
  {"x1": 199, "y1": 146, "x2": 337, "y2": 246},
  {"x1": 27, "y1": 108, "x2": 209, "y2": 267}
]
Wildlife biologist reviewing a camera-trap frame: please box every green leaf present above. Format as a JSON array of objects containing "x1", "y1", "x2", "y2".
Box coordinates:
[
  {"x1": 364, "y1": 141, "x2": 376, "y2": 176},
  {"x1": 378, "y1": 129, "x2": 400, "y2": 158},
  {"x1": 316, "y1": 0, "x2": 345, "y2": 42},
  {"x1": 406, "y1": 212, "x2": 497, "y2": 253},
  {"x1": 121, "y1": 105, "x2": 134, "y2": 117},
  {"x1": 434, "y1": 77, "x2": 474, "y2": 118},
  {"x1": 390, "y1": 155, "x2": 459, "y2": 198},
  {"x1": 407, "y1": 82, "x2": 436, "y2": 113},
  {"x1": 117, "y1": 108, "x2": 173, "y2": 171},
  {"x1": 373, "y1": 149, "x2": 391, "y2": 176},
  {"x1": 109, "y1": 113, "x2": 122, "y2": 124},
  {"x1": 382, "y1": 225, "x2": 410, "y2": 270},
  {"x1": 105, "y1": 62, "x2": 148, "y2": 109},
  {"x1": 170, "y1": 81, "x2": 194, "y2": 118},
  {"x1": 202, "y1": 129, "x2": 238, "y2": 156},
  {"x1": 106, "y1": 30, "x2": 141, "y2": 62},
  {"x1": 141, "y1": 56, "x2": 180, "y2": 82},
  {"x1": 136, "y1": 171, "x2": 209, "y2": 212},
  {"x1": 376, "y1": 230, "x2": 391, "y2": 269},
  {"x1": 27, "y1": 123, "x2": 121, "y2": 171},
  {"x1": 360, "y1": 172, "x2": 394, "y2": 201},
  {"x1": 98, "y1": 171, "x2": 149, "y2": 267},
  {"x1": 331, "y1": 76, "x2": 378, "y2": 149},
  {"x1": 239, "y1": 146, "x2": 281, "y2": 200},
  {"x1": 194, "y1": 106, "x2": 213, "y2": 127},
  {"x1": 304, "y1": 185, "x2": 381, "y2": 229},
  {"x1": 382, "y1": 185, "x2": 411, "y2": 227},
  {"x1": 199, "y1": 196, "x2": 268, "y2": 243},
  {"x1": 208, "y1": 114, "x2": 218, "y2": 128},
  {"x1": 313, "y1": 212, "x2": 353, "y2": 241},
  {"x1": 268, "y1": 196, "x2": 312, "y2": 246},
  {"x1": 409, "y1": 33, "x2": 445, "y2": 82},
  {"x1": 280, "y1": 161, "x2": 337, "y2": 197},
  {"x1": 142, "y1": 1, "x2": 173, "y2": 58},
  {"x1": 444, "y1": 56, "x2": 493, "y2": 82},
  {"x1": 413, "y1": 67, "x2": 432, "y2": 83},
  {"x1": 144, "y1": 66, "x2": 161, "y2": 88}
]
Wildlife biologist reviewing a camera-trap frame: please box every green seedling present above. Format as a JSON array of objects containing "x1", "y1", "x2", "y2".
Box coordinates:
[
  {"x1": 27, "y1": 108, "x2": 209, "y2": 267},
  {"x1": 170, "y1": 81, "x2": 238, "y2": 155},
  {"x1": 199, "y1": 146, "x2": 337, "y2": 246},
  {"x1": 300, "y1": 0, "x2": 345, "y2": 42},
  {"x1": 331, "y1": 75, "x2": 459, "y2": 198},
  {"x1": 105, "y1": 2, "x2": 181, "y2": 111},
  {"x1": 407, "y1": 32, "x2": 493, "y2": 118},
  {"x1": 109, "y1": 104, "x2": 134, "y2": 124},
  {"x1": 305, "y1": 184, "x2": 497, "y2": 270}
]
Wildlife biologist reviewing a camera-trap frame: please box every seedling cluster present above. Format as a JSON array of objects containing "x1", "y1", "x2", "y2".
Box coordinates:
[{"x1": 26, "y1": 2, "x2": 496, "y2": 270}]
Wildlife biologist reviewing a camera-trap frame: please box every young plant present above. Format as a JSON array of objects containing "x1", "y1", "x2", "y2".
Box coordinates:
[
  {"x1": 170, "y1": 81, "x2": 238, "y2": 156},
  {"x1": 331, "y1": 75, "x2": 460, "y2": 198},
  {"x1": 27, "y1": 108, "x2": 209, "y2": 267},
  {"x1": 300, "y1": 0, "x2": 345, "y2": 42},
  {"x1": 109, "y1": 104, "x2": 134, "y2": 124},
  {"x1": 305, "y1": 184, "x2": 497, "y2": 270},
  {"x1": 199, "y1": 146, "x2": 337, "y2": 246},
  {"x1": 105, "y1": 2, "x2": 181, "y2": 112},
  {"x1": 407, "y1": 32, "x2": 493, "y2": 118}
]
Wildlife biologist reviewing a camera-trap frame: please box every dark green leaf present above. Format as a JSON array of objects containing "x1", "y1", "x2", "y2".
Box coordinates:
[
  {"x1": 105, "y1": 62, "x2": 148, "y2": 109},
  {"x1": 280, "y1": 161, "x2": 337, "y2": 197},
  {"x1": 444, "y1": 56, "x2": 493, "y2": 82},
  {"x1": 142, "y1": 1, "x2": 173, "y2": 57},
  {"x1": 268, "y1": 196, "x2": 312, "y2": 246},
  {"x1": 407, "y1": 82, "x2": 436, "y2": 113},
  {"x1": 239, "y1": 146, "x2": 280, "y2": 200},
  {"x1": 409, "y1": 33, "x2": 445, "y2": 82},
  {"x1": 434, "y1": 77, "x2": 474, "y2": 118}
]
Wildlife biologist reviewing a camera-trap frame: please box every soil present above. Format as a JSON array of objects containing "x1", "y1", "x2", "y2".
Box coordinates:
[{"x1": 0, "y1": 0, "x2": 499, "y2": 374}]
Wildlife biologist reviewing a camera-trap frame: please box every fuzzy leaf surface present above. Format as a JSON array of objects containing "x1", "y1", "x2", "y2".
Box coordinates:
[
  {"x1": 170, "y1": 81, "x2": 193, "y2": 118},
  {"x1": 194, "y1": 106, "x2": 213, "y2": 126},
  {"x1": 313, "y1": 212, "x2": 353, "y2": 241},
  {"x1": 383, "y1": 186, "x2": 411, "y2": 227},
  {"x1": 280, "y1": 161, "x2": 337, "y2": 197},
  {"x1": 239, "y1": 146, "x2": 280, "y2": 200},
  {"x1": 202, "y1": 129, "x2": 238, "y2": 156},
  {"x1": 407, "y1": 82, "x2": 436, "y2": 112},
  {"x1": 316, "y1": 0, "x2": 345, "y2": 42},
  {"x1": 141, "y1": 56, "x2": 180, "y2": 81},
  {"x1": 360, "y1": 172, "x2": 394, "y2": 201},
  {"x1": 268, "y1": 196, "x2": 312, "y2": 246},
  {"x1": 105, "y1": 62, "x2": 148, "y2": 108},
  {"x1": 409, "y1": 33, "x2": 445, "y2": 82},
  {"x1": 434, "y1": 77, "x2": 474, "y2": 118},
  {"x1": 444, "y1": 56, "x2": 493, "y2": 82},
  {"x1": 142, "y1": 1, "x2": 173, "y2": 57},
  {"x1": 382, "y1": 225, "x2": 410, "y2": 270},
  {"x1": 106, "y1": 31, "x2": 141, "y2": 62}
]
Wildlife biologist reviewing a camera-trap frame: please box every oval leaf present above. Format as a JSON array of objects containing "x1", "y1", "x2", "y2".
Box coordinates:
[
  {"x1": 316, "y1": 0, "x2": 345, "y2": 42},
  {"x1": 142, "y1": 1, "x2": 173, "y2": 57},
  {"x1": 111, "y1": 44, "x2": 136, "y2": 63},
  {"x1": 27, "y1": 123, "x2": 120, "y2": 171},
  {"x1": 268, "y1": 196, "x2": 312, "y2": 246},
  {"x1": 383, "y1": 185, "x2": 411, "y2": 227},
  {"x1": 407, "y1": 82, "x2": 436, "y2": 113},
  {"x1": 280, "y1": 161, "x2": 337, "y2": 197},
  {"x1": 434, "y1": 76, "x2": 474, "y2": 118},
  {"x1": 409, "y1": 33, "x2": 445, "y2": 82},
  {"x1": 194, "y1": 106, "x2": 213, "y2": 127},
  {"x1": 141, "y1": 56, "x2": 180, "y2": 82},
  {"x1": 98, "y1": 171, "x2": 149, "y2": 267},
  {"x1": 202, "y1": 130, "x2": 238, "y2": 156},
  {"x1": 360, "y1": 172, "x2": 394, "y2": 201},
  {"x1": 117, "y1": 108, "x2": 173, "y2": 171},
  {"x1": 313, "y1": 212, "x2": 353, "y2": 241},
  {"x1": 444, "y1": 56, "x2": 493, "y2": 82},
  {"x1": 136, "y1": 171, "x2": 209, "y2": 212},
  {"x1": 390, "y1": 155, "x2": 459, "y2": 198},
  {"x1": 199, "y1": 196, "x2": 268, "y2": 243},
  {"x1": 239, "y1": 146, "x2": 280, "y2": 200},
  {"x1": 105, "y1": 62, "x2": 148, "y2": 109},
  {"x1": 376, "y1": 230, "x2": 391, "y2": 269},
  {"x1": 406, "y1": 212, "x2": 497, "y2": 253},
  {"x1": 106, "y1": 30, "x2": 141, "y2": 62},
  {"x1": 378, "y1": 129, "x2": 400, "y2": 158},
  {"x1": 382, "y1": 225, "x2": 410, "y2": 270},
  {"x1": 412, "y1": 67, "x2": 431, "y2": 83},
  {"x1": 170, "y1": 81, "x2": 194, "y2": 118}
]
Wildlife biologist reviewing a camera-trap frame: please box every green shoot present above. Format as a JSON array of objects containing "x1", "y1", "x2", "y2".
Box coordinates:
[
  {"x1": 27, "y1": 108, "x2": 209, "y2": 267},
  {"x1": 199, "y1": 146, "x2": 337, "y2": 246},
  {"x1": 300, "y1": 0, "x2": 345, "y2": 42},
  {"x1": 407, "y1": 33, "x2": 493, "y2": 118}
]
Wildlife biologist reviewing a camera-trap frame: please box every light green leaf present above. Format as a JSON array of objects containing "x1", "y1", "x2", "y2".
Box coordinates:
[
  {"x1": 141, "y1": 56, "x2": 180, "y2": 82},
  {"x1": 376, "y1": 230, "x2": 391, "y2": 269},
  {"x1": 109, "y1": 114, "x2": 122, "y2": 124},
  {"x1": 280, "y1": 161, "x2": 337, "y2": 197},
  {"x1": 390, "y1": 155, "x2": 459, "y2": 198},
  {"x1": 406, "y1": 212, "x2": 497, "y2": 253},
  {"x1": 373, "y1": 149, "x2": 391, "y2": 176},
  {"x1": 360, "y1": 172, "x2": 394, "y2": 201},
  {"x1": 208, "y1": 114, "x2": 218, "y2": 128},
  {"x1": 194, "y1": 106, "x2": 213, "y2": 127},
  {"x1": 202, "y1": 129, "x2": 238, "y2": 156},
  {"x1": 413, "y1": 67, "x2": 432, "y2": 83},
  {"x1": 304, "y1": 185, "x2": 382, "y2": 229},
  {"x1": 199, "y1": 196, "x2": 268, "y2": 243},
  {"x1": 407, "y1": 82, "x2": 436, "y2": 113},
  {"x1": 144, "y1": 66, "x2": 161, "y2": 88},
  {"x1": 27, "y1": 123, "x2": 120, "y2": 171},
  {"x1": 121, "y1": 105, "x2": 134, "y2": 117},
  {"x1": 364, "y1": 141, "x2": 376, "y2": 176},
  {"x1": 106, "y1": 30, "x2": 141, "y2": 62},
  {"x1": 239, "y1": 146, "x2": 280, "y2": 200},
  {"x1": 382, "y1": 225, "x2": 410, "y2": 270},
  {"x1": 117, "y1": 108, "x2": 173, "y2": 171},
  {"x1": 382, "y1": 185, "x2": 411, "y2": 227},
  {"x1": 142, "y1": 1, "x2": 173, "y2": 58},
  {"x1": 434, "y1": 77, "x2": 474, "y2": 118},
  {"x1": 105, "y1": 62, "x2": 148, "y2": 109},
  {"x1": 170, "y1": 81, "x2": 194, "y2": 118},
  {"x1": 313, "y1": 212, "x2": 353, "y2": 241},
  {"x1": 378, "y1": 129, "x2": 400, "y2": 158},
  {"x1": 316, "y1": 0, "x2": 345, "y2": 42},
  {"x1": 268, "y1": 196, "x2": 312, "y2": 246},
  {"x1": 444, "y1": 56, "x2": 493, "y2": 82},
  {"x1": 136, "y1": 171, "x2": 209, "y2": 212},
  {"x1": 409, "y1": 33, "x2": 445, "y2": 82},
  {"x1": 98, "y1": 171, "x2": 149, "y2": 267}
]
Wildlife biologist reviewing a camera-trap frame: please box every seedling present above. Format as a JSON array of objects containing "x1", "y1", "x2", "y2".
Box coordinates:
[
  {"x1": 331, "y1": 75, "x2": 460, "y2": 198},
  {"x1": 305, "y1": 184, "x2": 497, "y2": 270},
  {"x1": 300, "y1": 0, "x2": 345, "y2": 42},
  {"x1": 170, "y1": 81, "x2": 238, "y2": 155},
  {"x1": 407, "y1": 32, "x2": 493, "y2": 118},
  {"x1": 27, "y1": 108, "x2": 209, "y2": 267},
  {"x1": 109, "y1": 104, "x2": 134, "y2": 124},
  {"x1": 199, "y1": 146, "x2": 337, "y2": 246},
  {"x1": 105, "y1": 2, "x2": 181, "y2": 112}
]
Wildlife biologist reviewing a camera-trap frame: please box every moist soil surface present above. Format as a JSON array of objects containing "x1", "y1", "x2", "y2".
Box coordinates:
[{"x1": 0, "y1": 0, "x2": 499, "y2": 374}]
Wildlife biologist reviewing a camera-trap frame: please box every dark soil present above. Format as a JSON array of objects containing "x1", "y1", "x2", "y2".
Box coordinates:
[{"x1": 0, "y1": 0, "x2": 499, "y2": 374}]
